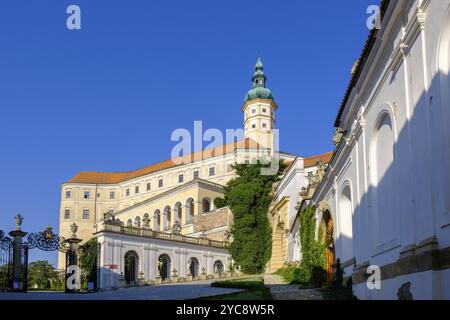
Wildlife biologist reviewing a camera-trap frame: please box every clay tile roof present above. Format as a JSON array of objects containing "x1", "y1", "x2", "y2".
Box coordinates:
[
  {"x1": 67, "y1": 138, "x2": 263, "y2": 184},
  {"x1": 334, "y1": 0, "x2": 390, "y2": 128},
  {"x1": 303, "y1": 151, "x2": 334, "y2": 168}
]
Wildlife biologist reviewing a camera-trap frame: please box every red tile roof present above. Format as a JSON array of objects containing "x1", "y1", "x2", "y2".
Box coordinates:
[
  {"x1": 303, "y1": 151, "x2": 334, "y2": 168},
  {"x1": 334, "y1": 0, "x2": 390, "y2": 128},
  {"x1": 67, "y1": 138, "x2": 263, "y2": 184}
]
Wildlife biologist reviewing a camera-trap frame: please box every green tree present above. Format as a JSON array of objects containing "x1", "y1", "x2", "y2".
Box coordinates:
[
  {"x1": 27, "y1": 260, "x2": 57, "y2": 289},
  {"x1": 299, "y1": 205, "x2": 326, "y2": 287},
  {"x1": 214, "y1": 197, "x2": 226, "y2": 209},
  {"x1": 79, "y1": 238, "x2": 98, "y2": 287},
  {"x1": 224, "y1": 160, "x2": 286, "y2": 274}
]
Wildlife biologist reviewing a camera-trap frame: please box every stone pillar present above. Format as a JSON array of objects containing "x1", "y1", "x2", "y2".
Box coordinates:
[
  {"x1": 183, "y1": 205, "x2": 190, "y2": 224},
  {"x1": 153, "y1": 213, "x2": 160, "y2": 231},
  {"x1": 195, "y1": 201, "x2": 202, "y2": 215},
  {"x1": 9, "y1": 228, "x2": 27, "y2": 292},
  {"x1": 162, "y1": 211, "x2": 168, "y2": 231},
  {"x1": 65, "y1": 236, "x2": 82, "y2": 293}
]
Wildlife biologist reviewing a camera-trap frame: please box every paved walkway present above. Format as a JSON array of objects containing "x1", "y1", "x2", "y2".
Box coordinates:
[
  {"x1": 0, "y1": 279, "x2": 242, "y2": 300},
  {"x1": 264, "y1": 274, "x2": 323, "y2": 300}
]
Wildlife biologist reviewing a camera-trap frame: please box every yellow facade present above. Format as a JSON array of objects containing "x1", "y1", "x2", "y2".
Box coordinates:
[
  {"x1": 57, "y1": 58, "x2": 300, "y2": 270},
  {"x1": 268, "y1": 196, "x2": 290, "y2": 272}
]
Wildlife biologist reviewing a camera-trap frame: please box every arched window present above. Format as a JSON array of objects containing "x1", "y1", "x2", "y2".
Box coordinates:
[
  {"x1": 164, "y1": 206, "x2": 171, "y2": 230},
  {"x1": 339, "y1": 184, "x2": 353, "y2": 261},
  {"x1": 202, "y1": 198, "x2": 211, "y2": 213},
  {"x1": 213, "y1": 260, "x2": 224, "y2": 275},
  {"x1": 134, "y1": 216, "x2": 141, "y2": 228},
  {"x1": 188, "y1": 257, "x2": 200, "y2": 277},
  {"x1": 126, "y1": 219, "x2": 133, "y2": 227},
  {"x1": 124, "y1": 251, "x2": 139, "y2": 286},
  {"x1": 158, "y1": 254, "x2": 171, "y2": 281},
  {"x1": 186, "y1": 198, "x2": 195, "y2": 222},
  {"x1": 174, "y1": 202, "x2": 183, "y2": 224},
  {"x1": 153, "y1": 210, "x2": 161, "y2": 231},
  {"x1": 371, "y1": 112, "x2": 396, "y2": 245}
]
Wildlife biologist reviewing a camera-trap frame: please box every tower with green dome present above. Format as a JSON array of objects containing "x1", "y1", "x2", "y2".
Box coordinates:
[{"x1": 242, "y1": 57, "x2": 278, "y2": 155}]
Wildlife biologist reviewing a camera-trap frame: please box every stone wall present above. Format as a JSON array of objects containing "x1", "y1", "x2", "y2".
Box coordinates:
[{"x1": 192, "y1": 207, "x2": 231, "y2": 233}]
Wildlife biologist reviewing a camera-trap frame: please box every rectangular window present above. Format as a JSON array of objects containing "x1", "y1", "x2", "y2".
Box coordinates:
[
  {"x1": 179, "y1": 174, "x2": 184, "y2": 183},
  {"x1": 193, "y1": 170, "x2": 199, "y2": 179},
  {"x1": 64, "y1": 209, "x2": 70, "y2": 219},
  {"x1": 82, "y1": 209, "x2": 90, "y2": 220},
  {"x1": 252, "y1": 108, "x2": 256, "y2": 114},
  {"x1": 227, "y1": 164, "x2": 233, "y2": 172},
  {"x1": 126, "y1": 189, "x2": 130, "y2": 197},
  {"x1": 209, "y1": 167, "x2": 215, "y2": 176},
  {"x1": 83, "y1": 191, "x2": 90, "y2": 199},
  {"x1": 252, "y1": 124, "x2": 256, "y2": 129},
  {"x1": 158, "y1": 179, "x2": 163, "y2": 188},
  {"x1": 65, "y1": 190, "x2": 71, "y2": 199},
  {"x1": 262, "y1": 123, "x2": 267, "y2": 129},
  {"x1": 110, "y1": 191, "x2": 115, "y2": 199},
  {"x1": 262, "y1": 108, "x2": 267, "y2": 113},
  {"x1": 146, "y1": 183, "x2": 151, "y2": 191},
  {"x1": 135, "y1": 186, "x2": 140, "y2": 194}
]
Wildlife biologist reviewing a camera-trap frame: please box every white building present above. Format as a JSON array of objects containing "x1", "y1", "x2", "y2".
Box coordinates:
[
  {"x1": 96, "y1": 220, "x2": 231, "y2": 289},
  {"x1": 310, "y1": 0, "x2": 450, "y2": 299}
]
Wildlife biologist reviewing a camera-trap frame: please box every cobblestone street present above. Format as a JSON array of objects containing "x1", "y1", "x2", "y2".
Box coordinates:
[{"x1": 264, "y1": 275, "x2": 323, "y2": 300}]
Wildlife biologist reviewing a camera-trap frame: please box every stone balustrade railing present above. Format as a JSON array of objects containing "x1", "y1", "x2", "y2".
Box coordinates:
[{"x1": 100, "y1": 222, "x2": 228, "y2": 249}]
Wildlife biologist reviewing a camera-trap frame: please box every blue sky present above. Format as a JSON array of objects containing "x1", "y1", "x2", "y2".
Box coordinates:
[{"x1": 0, "y1": 0, "x2": 378, "y2": 265}]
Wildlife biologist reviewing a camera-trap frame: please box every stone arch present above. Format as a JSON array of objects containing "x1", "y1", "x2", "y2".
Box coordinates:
[
  {"x1": 339, "y1": 181, "x2": 353, "y2": 260},
  {"x1": 213, "y1": 260, "x2": 224, "y2": 275},
  {"x1": 322, "y1": 210, "x2": 335, "y2": 283},
  {"x1": 143, "y1": 213, "x2": 150, "y2": 228},
  {"x1": 153, "y1": 209, "x2": 161, "y2": 231},
  {"x1": 134, "y1": 216, "x2": 141, "y2": 228},
  {"x1": 185, "y1": 198, "x2": 195, "y2": 222},
  {"x1": 124, "y1": 250, "x2": 139, "y2": 286},
  {"x1": 370, "y1": 110, "x2": 396, "y2": 246},
  {"x1": 158, "y1": 254, "x2": 171, "y2": 281},
  {"x1": 202, "y1": 197, "x2": 211, "y2": 213},
  {"x1": 174, "y1": 201, "x2": 183, "y2": 224},
  {"x1": 188, "y1": 257, "x2": 200, "y2": 277},
  {"x1": 164, "y1": 205, "x2": 171, "y2": 230}
]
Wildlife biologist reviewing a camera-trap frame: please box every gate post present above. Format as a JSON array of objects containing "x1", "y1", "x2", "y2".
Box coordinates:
[
  {"x1": 8, "y1": 214, "x2": 27, "y2": 292},
  {"x1": 65, "y1": 223, "x2": 82, "y2": 294}
]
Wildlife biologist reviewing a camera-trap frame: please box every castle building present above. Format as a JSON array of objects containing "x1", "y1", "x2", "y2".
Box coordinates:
[
  {"x1": 305, "y1": 0, "x2": 450, "y2": 299},
  {"x1": 57, "y1": 58, "x2": 330, "y2": 285}
]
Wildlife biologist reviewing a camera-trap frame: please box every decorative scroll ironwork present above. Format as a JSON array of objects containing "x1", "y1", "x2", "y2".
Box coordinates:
[
  {"x1": 0, "y1": 230, "x2": 13, "y2": 292},
  {"x1": 0, "y1": 230, "x2": 12, "y2": 250},
  {"x1": 25, "y1": 226, "x2": 70, "y2": 253}
]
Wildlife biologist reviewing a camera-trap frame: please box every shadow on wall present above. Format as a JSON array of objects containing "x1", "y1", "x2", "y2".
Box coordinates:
[{"x1": 330, "y1": 70, "x2": 450, "y2": 300}]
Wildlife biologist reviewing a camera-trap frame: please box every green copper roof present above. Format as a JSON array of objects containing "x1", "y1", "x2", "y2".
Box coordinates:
[{"x1": 245, "y1": 57, "x2": 274, "y2": 102}]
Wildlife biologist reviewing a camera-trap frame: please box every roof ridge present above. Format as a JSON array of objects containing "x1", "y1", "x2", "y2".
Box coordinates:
[{"x1": 67, "y1": 138, "x2": 263, "y2": 184}]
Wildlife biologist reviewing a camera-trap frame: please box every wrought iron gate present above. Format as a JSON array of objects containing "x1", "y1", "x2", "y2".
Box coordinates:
[
  {"x1": 2, "y1": 216, "x2": 100, "y2": 293},
  {"x1": 0, "y1": 231, "x2": 12, "y2": 292}
]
